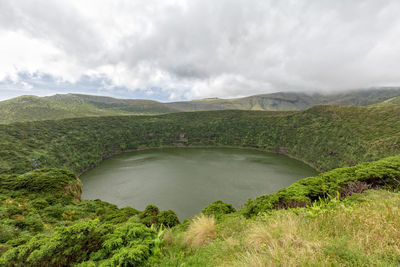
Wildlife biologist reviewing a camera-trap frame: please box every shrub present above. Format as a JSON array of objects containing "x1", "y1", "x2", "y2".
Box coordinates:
[
  {"x1": 139, "y1": 205, "x2": 160, "y2": 227},
  {"x1": 11, "y1": 214, "x2": 44, "y2": 232},
  {"x1": 98, "y1": 220, "x2": 157, "y2": 266},
  {"x1": 7, "y1": 169, "x2": 78, "y2": 193},
  {"x1": 44, "y1": 204, "x2": 64, "y2": 219},
  {"x1": 202, "y1": 200, "x2": 236, "y2": 218},
  {"x1": 157, "y1": 210, "x2": 180, "y2": 228},
  {"x1": 0, "y1": 220, "x2": 113, "y2": 266},
  {"x1": 5, "y1": 204, "x2": 25, "y2": 217},
  {"x1": 243, "y1": 155, "x2": 400, "y2": 217},
  {"x1": 102, "y1": 207, "x2": 140, "y2": 224},
  {"x1": 0, "y1": 224, "x2": 18, "y2": 243},
  {"x1": 30, "y1": 199, "x2": 49, "y2": 210}
]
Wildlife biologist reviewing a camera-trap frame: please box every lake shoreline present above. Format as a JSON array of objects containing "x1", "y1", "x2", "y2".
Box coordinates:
[
  {"x1": 79, "y1": 147, "x2": 318, "y2": 220},
  {"x1": 77, "y1": 145, "x2": 319, "y2": 177}
]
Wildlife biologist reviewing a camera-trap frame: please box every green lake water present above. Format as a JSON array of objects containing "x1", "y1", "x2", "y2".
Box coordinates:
[{"x1": 80, "y1": 148, "x2": 318, "y2": 219}]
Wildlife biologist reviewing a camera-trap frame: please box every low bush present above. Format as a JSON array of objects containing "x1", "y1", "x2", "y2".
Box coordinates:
[
  {"x1": 44, "y1": 204, "x2": 64, "y2": 219},
  {"x1": 30, "y1": 198, "x2": 50, "y2": 210},
  {"x1": 157, "y1": 210, "x2": 180, "y2": 228},
  {"x1": 202, "y1": 200, "x2": 236, "y2": 218},
  {"x1": 243, "y1": 155, "x2": 400, "y2": 217},
  {"x1": 11, "y1": 214, "x2": 43, "y2": 232},
  {"x1": 0, "y1": 224, "x2": 18, "y2": 243},
  {"x1": 139, "y1": 205, "x2": 160, "y2": 227},
  {"x1": 0, "y1": 219, "x2": 158, "y2": 266}
]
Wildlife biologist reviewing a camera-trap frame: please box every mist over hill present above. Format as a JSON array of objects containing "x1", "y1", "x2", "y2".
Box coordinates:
[{"x1": 1, "y1": 87, "x2": 400, "y2": 124}]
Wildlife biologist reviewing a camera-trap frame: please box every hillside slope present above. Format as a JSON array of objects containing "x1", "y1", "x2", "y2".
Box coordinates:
[
  {"x1": 2, "y1": 105, "x2": 400, "y2": 175},
  {"x1": 1, "y1": 87, "x2": 400, "y2": 123},
  {"x1": 0, "y1": 94, "x2": 176, "y2": 123},
  {"x1": 374, "y1": 95, "x2": 400, "y2": 106},
  {"x1": 168, "y1": 88, "x2": 400, "y2": 112}
]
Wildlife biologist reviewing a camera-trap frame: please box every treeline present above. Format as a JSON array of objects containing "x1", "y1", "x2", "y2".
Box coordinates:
[{"x1": 2, "y1": 105, "x2": 400, "y2": 175}]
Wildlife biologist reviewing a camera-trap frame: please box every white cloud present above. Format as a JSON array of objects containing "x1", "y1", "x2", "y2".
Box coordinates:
[{"x1": 0, "y1": 0, "x2": 400, "y2": 100}]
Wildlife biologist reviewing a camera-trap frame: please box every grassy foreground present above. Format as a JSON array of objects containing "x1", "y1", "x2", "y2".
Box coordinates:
[{"x1": 160, "y1": 190, "x2": 400, "y2": 266}]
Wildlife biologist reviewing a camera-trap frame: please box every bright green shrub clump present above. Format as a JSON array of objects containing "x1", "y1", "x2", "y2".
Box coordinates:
[
  {"x1": 137, "y1": 205, "x2": 180, "y2": 228},
  {"x1": 0, "y1": 168, "x2": 179, "y2": 266},
  {"x1": 157, "y1": 210, "x2": 180, "y2": 228},
  {"x1": 44, "y1": 204, "x2": 65, "y2": 219},
  {"x1": 30, "y1": 198, "x2": 50, "y2": 210},
  {"x1": 139, "y1": 205, "x2": 160, "y2": 227},
  {"x1": 202, "y1": 200, "x2": 236, "y2": 218},
  {"x1": 0, "y1": 219, "x2": 158, "y2": 267},
  {"x1": 0, "y1": 169, "x2": 81, "y2": 201},
  {"x1": 243, "y1": 155, "x2": 400, "y2": 217},
  {"x1": 0, "y1": 224, "x2": 18, "y2": 243}
]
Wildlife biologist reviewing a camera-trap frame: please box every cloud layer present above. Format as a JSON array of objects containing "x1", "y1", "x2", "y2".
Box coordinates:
[{"x1": 1, "y1": 0, "x2": 400, "y2": 100}]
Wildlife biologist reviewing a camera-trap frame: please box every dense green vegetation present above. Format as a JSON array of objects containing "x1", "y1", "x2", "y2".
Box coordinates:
[
  {"x1": 1, "y1": 87, "x2": 400, "y2": 123},
  {"x1": 2, "y1": 105, "x2": 400, "y2": 176},
  {"x1": 242, "y1": 154, "x2": 400, "y2": 217},
  {"x1": 0, "y1": 169, "x2": 179, "y2": 266},
  {"x1": 1, "y1": 154, "x2": 400, "y2": 265},
  {"x1": 2, "y1": 100, "x2": 400, "y2": 265}
]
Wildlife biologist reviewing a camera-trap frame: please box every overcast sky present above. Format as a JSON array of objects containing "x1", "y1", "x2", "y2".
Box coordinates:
[{"x1": 0, "y1": 0, "x2": 400, "y2": 101}]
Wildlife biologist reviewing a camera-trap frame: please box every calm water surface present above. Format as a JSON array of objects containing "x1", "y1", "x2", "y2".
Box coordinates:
[{"x1": 80, "y1": 148, "x2": 318, "y2": 219}]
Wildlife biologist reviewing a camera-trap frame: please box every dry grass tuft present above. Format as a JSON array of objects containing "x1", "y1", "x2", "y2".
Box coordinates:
[
  {"x1": 241, "y1": 213, "x2": 322, "y2": 266},
  {"x1": 237, "y1": 251, "x2": 267, "y2": 267},
  {"x1": 163, "y1": 228, "x2": 174, "y2": 245},
  {"x1": 185, "y1": 214, "x2": 216, "y2": 249}
]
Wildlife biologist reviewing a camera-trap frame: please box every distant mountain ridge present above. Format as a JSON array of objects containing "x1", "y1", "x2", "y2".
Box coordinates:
[{"x1": 1, "y1": 87, "x2": 400, "y2": 123}]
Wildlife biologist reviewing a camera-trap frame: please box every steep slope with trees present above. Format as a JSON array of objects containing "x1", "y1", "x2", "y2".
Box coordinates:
[{"x1": 1, "y1": 105, "x2": 400, "y2": 176}]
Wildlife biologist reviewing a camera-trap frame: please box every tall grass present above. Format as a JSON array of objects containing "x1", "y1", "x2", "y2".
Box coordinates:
[
  {"x1": 184, "y1": 215, "x2": 216, "y2": 249},
  {"x1": 161, "y1": 190, "x2": 400, "y2": 266}
]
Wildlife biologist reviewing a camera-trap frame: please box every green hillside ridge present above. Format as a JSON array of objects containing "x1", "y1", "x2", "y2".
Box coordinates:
[
  {"x1": 2, "y1": 105, "x2": 400, "y2": 176},
  {"x1": 0, "y1": 94, "x2": 175, "y2": 124},
  {"x1": 1, "y1": 87, "x2": 400, "y2": 123}
]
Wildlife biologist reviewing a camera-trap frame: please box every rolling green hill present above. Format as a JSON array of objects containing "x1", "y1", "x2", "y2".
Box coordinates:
[
  {"x1": 1, "y1": 87, "x2": 400, "y2": 123},
  {"x1": 0, "y1": 94, "x2": 176, "y2": 124},
  {"x1": 167, "y1": 88, "x2": 400, "y2": 112}
]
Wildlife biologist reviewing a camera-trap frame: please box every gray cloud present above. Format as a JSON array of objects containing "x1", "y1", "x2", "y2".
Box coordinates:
[{"x1": 0, "y1": 0, "x2": 400, "y2": 100}]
